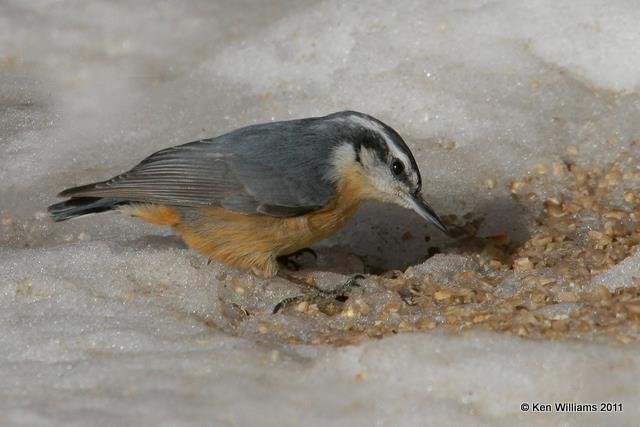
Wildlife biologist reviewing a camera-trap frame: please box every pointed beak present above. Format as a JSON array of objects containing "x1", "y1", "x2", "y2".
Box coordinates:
[{"x1": 407, "y1": 192, "x2": 448, "y2": 234}]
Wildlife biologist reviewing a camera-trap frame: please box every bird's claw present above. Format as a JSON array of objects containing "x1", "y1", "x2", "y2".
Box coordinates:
[
  {"x1": 272, "y1": 273, "x2": 365, "y2": 314},
  {"x1": 273, "y1": 295, "x2": 305, "y2": 314},
  {"x1": 277, "y1": 257, "x2": 301, "y2": 271},
  {"x1": 314, "y1": 273, "x2": 363, "y2": 297},
  {"x1": 294, "y1": 247, "x2": 318, "y2": 260},
  {"x1": 276, "y1": 247, "x2": 318, "y2": 271}
]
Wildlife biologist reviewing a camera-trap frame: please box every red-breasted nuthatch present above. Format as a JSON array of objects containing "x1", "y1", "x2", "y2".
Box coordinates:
[{"x1": 49, "y1": 111, "x2": 447, "y2": 277}]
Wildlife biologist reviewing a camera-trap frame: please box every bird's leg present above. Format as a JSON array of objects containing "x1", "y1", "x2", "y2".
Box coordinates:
[
  {"x1": 276, "y1": 247, "x2": 317, "y2": 271},
  {"x1": 272, "y1": 271, "x2": 313, "y2": 314},
  {"x1": 276, "y1": 270, "x2": 313, "y2": 286},
  {"x1": 324, "y1": 273, "x2": 363, "y2": 298},
  {"x1": 272, "y1": 273, "x2": 364, "y2": 314},
  {"x1": 273, "y1": 295, "x2": 306, "y2": 314},
  {"x1": 291, "y1": 247, "x2": 318, "y2": 259}
]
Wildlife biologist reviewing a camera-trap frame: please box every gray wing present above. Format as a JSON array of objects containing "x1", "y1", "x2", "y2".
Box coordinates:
[{"x1": 58, "y1": 120, "x2": 339, "y2": 217}]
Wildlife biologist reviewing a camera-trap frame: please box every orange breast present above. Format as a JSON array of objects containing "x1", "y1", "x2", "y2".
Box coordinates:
[{"x1": 124, "y1": 164, "x2": 373, "y2": 277}]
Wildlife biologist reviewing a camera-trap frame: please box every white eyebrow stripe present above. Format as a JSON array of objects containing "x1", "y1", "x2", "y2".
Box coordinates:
[
  {"x1": 344, "y1": 115, "x2": 412, "y2": 169},
  {"x1": 343, "y1": 115, "x2": 385, "y2": 134}
]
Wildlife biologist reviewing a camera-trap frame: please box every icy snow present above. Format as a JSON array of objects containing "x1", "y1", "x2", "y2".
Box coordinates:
[
  {"x1": 1, "y1": 0, "x2": 639, "y2": 425},
  {"x1": 593, "y1": 251, "x2": 640, "y2": 291}
]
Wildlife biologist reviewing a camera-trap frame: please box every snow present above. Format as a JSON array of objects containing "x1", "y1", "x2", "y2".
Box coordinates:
[
  {"x1": 1, "y1": 0, "x2": 639, "y2": 425},
  {"x1": 593, "y1": 251, "x2": 640, "y2": 290}
]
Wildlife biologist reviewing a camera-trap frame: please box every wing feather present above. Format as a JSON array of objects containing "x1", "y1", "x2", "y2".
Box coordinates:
[{"x1": 58, "y1": 119, "x2": 340, "y2": 217}]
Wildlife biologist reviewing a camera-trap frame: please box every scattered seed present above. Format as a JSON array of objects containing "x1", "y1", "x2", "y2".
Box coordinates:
[
  {"x1": 513, "y1": 257, "x2": 534, "y2": 272},
  {"x1": 566, "y1": 146, "x2": 579, "y2": 155}
]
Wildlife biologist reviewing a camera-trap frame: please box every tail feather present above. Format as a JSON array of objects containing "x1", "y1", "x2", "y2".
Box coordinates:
[{"x1": 48, "y1": 197, "x2": 127, "y2": 222}]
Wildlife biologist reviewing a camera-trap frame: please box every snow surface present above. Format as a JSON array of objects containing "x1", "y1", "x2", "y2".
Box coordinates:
[{"x1": 1, "y1": 0, "x2": 639, "y2": 425}]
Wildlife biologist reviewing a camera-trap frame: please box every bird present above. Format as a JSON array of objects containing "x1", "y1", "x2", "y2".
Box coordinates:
[{"x1": 48, "y1": 111, "x2": 447, "y2": 278}]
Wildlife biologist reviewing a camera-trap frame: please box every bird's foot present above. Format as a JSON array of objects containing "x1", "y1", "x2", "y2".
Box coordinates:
[
  {"x1": 272, "y1": 273, "x2": 364, "y2": 314},
  {"x1": 272, "y1": 295, "x2": 306, "y2": 314},
  {"x1": 276, "y1": 248, "x2": 317, "y2": 271}
]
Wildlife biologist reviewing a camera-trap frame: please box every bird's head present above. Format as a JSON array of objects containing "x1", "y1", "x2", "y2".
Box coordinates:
[{"x1": 326, "y1": 111, "x2": 448, "y2": 234}]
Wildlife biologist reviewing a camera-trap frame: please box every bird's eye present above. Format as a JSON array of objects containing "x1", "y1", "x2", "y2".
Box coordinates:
[{"x1": 391, "y1": 158, "x2": 404, "y2": 176}]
